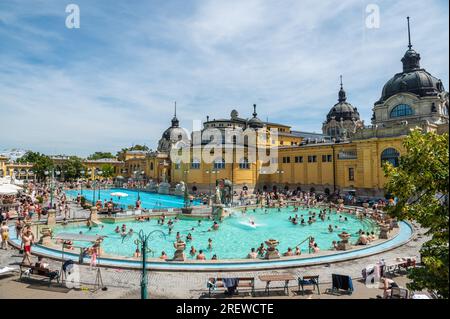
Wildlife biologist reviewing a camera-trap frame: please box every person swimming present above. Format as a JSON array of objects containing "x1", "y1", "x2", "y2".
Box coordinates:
[{"x1": 208, "y1": 238, "x2": 212, "y2": 249}]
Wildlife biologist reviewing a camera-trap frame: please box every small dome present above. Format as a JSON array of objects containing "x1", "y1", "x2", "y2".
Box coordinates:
[
  {"x1": 157, "y1": 104, "x2": 190, "y2": 153},
  {"x1": 325, "y1": 77, "x2": 360, "y2": 123},
  {"x1": 248, "y1": 104, "x2": 264, "y2": 128},
  {"x1": 326, "y1": 102, "x2": 360, "y2": 122},
  {"x1": 161, "y1": 126, "x2": 186, "y2": 141}
]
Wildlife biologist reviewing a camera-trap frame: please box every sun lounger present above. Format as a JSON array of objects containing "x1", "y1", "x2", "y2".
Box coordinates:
[{"x1": 0, "y1": 266, "x2": 18, "y2": 278}]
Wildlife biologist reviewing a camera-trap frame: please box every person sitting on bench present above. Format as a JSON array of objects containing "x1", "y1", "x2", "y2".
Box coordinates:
[
  {"x1": 33, "y1": 257, "x2": 59, "y2": 280},
  {"x1": 35, "y1": 256, "x2": 49, "y2": 269}
]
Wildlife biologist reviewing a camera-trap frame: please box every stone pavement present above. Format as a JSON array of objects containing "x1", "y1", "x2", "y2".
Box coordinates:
[{"x1": 0, "y1": 222, "x2": 428, "y2": 299}]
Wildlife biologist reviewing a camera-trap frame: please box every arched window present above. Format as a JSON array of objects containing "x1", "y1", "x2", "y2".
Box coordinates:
[
  {"x1": 390, "y1": 104, "x2": 413, "y2": 118},
  {"x1": 150, "y1": 162, "x2": 154, "y2": 170},
  {"x1": 381, "y1": 148, "x2": 400, "y2": 167}
]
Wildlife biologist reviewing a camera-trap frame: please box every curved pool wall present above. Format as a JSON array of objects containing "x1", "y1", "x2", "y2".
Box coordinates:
[{"x1": 8, "y1": 221, "x2": 414, "y2": 271}]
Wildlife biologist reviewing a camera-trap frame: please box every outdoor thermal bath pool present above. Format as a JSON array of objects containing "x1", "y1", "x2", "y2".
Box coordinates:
[
  {"x1": 65, "y1": 188, "x2": 202, "y2": 209},
  {"x1": 52, "y1": 207, "x2": 379, "y2": 260}
]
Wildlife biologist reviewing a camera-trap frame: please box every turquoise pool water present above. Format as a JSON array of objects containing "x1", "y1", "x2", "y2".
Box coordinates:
[
  {"x1": 65, "y1": 188, "x2": 201, "y2": 209},
  {"x1": 54, "y1": 207, "x2": 379, "y2": 260}
]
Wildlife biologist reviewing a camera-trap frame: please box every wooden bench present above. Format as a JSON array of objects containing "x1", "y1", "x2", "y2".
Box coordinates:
[
  {"x1": 207, "y1": 277, "x2": 255, "y2": 297},
  {"x1": 19, "y1": 264, "x2": 60, "y2": 286},
  {"x1": 259, "y1": 274, "x2": 295, "y2": 296}
]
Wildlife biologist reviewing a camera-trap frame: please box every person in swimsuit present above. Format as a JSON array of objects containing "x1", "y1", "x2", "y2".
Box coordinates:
[
  {"x1": 21, "y1": 227, "x2": 35, "y2": 265},
  {"x1": 1, "y1": 221, "x2": 9, "y2": 250},
  {"x1": 15, "y1": 219, "x2": 23, "y2": 239},
  {"x1": 196, "y1": 250, "x2": 206, "y2": 260}
]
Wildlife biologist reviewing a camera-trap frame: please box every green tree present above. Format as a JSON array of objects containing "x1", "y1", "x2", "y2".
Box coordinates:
[
  {"x1": 16, "y1": 151, "x2": 43, "y2": 164},
  {"x1": 32, "y1": 155, "x2": 54, "y2": 181},
  {"x1": 384, "y1": 129, "x2": 449, "y2": 298},
  {"x1": 62, "y1": 156, "x2": 85, "y2": 181},
  {"x1": 116, "y1": 145, "x2": 150, "y2": 160},
  {"x1": 87, "y1": 152, "x2": 115, "y2": 160},
  {"x1": 101, "y1": 164, "x2": 115, "y2": 178}
]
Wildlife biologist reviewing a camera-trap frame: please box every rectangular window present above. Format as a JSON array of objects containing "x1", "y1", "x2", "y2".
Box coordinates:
[
  {"x1": 294, "y1": 156, "x2": 303, "y2": 163},
  {"x1": 327, "y1": 155, "x2": 332, "y2": 162},
  {"x1": 190, "y1": 162, "x2": 200, "y2": 169},
  {"x1": 213, "y1": 160, "x2": 225, "y2": 170},
  {"x1": 348, "y1": 167, "x2": 355, "y2": 181},
  {"x1": 239, "y1": 162, "x2": 250, "y2": 169},
  {"x1": 322, "y1": 155, "x2": 327, "y2": 162},
  {"x1": 308, "y1": 155, "x2": 317, "y2": 163},
  {"x1": 282, "y1": 156, "x2": 290, "y2": 163}
]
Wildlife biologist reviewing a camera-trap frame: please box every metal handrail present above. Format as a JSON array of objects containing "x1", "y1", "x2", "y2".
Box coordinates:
[{"x1": 295, "y1": 235, "x2": 314, "y2": 254}]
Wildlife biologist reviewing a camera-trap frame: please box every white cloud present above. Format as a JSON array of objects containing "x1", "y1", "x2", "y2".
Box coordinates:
[{"x1": 0, "y1": 0, "x2": 448, "y2": 155}]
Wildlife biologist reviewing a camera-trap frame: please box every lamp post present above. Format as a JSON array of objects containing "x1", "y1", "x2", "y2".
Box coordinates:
[
  {"x1": 80, "y1": 170, "x2": 85, "y2": 195},
  {"x1": 97, "y1": 170, "x2": 103, "y2": 201},
  {"x1": 182, "y1": 167, "x2": 190, "y2": 207},
  {"x1": 133, "y1": 170, "x2": 145, "y2": 200},
  {"x1": 44, "y1": 167, "x2": 61, "y2": 208},
  {"x1": 134, "y1": 229, "x2": 166, "y2": 299}
]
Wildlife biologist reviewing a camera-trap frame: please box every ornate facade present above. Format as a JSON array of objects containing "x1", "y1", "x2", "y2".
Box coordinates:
[{"x1": 139, "y1": 19, "x2": 448, "y2": 197}]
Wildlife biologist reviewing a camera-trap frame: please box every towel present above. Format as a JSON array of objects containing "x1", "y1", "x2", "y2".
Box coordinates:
[
  {"x1": 222, "y1": 278, "x2": 239, "y2": 295},
  {"x1": 222, "y1": 278, "x2": 239, "y2": 288},
  {"x1": 348, "y1": 276, "x2": 354, "y2": 292},
  {"x1": 332, "y1": 274, "x2": 352, "y2": 292},
  {"x1": 62, "y1": 260, "x2": 74, "y2": 273}
]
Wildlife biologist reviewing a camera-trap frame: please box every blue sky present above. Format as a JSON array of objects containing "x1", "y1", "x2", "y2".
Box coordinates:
[{"x1": 0, "y1": 0, "x2": 448, "y2": 157}]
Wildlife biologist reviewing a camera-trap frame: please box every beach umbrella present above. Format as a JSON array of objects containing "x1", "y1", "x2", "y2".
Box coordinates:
[
  {"x1": 110, "y1": 192, "x2": 129, "y2": 198},
  {"x1": 0, "y1": 185, "x2": 19, "y2": 195}
]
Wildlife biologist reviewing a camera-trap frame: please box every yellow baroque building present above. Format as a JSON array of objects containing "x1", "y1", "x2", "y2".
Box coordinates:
[{"x1": 123, "y1": 26, "x2": 448, "y2": 197}]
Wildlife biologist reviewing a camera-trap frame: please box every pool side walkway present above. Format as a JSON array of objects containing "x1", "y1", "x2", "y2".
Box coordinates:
[{"x1": 0, "y1": 224, "x2": 428, "y2": 299}]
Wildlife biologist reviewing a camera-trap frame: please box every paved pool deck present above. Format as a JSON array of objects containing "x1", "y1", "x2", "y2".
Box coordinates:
[{"x1": 0, "y1": 222, "x2": 428, "y2": 299}]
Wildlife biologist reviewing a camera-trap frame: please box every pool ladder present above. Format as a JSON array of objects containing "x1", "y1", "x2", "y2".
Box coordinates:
[{"x1": 295, "y1": 235, "x2": 314, "y2": 254}]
